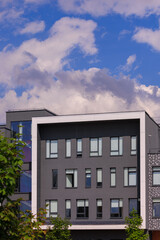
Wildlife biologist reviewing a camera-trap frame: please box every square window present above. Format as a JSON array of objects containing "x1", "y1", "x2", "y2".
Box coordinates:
[
  {"x1": 66, "y1": 169, "x2": 77, "y2": 188},
  {"x1": 153, "y1": 199, "x2": 160, "y2": 218},
  {"x1": 46, "y1": 200, "x2": 58, "y2": 218},
  {"x1": 110, "y1": 137, "x2": 123, "y2": 156},
  {"x1": 124, "y1": 168, "x2": 137, "y2": 186},
  {"x1": 46, "y1": 140, "x2": 58, "y2": 158},
  {"x1": 110, "y1": 199, "x2": 123, "y2": 218},
  {"x1": 90, "y1": 138, "x2": 102, "y2": 156},
  {"x1": 77, "y1": 200, "x2": 89, "y2": 218},
  {"x1": 153, "y1": 167, "x2": 160, "y2": 185}
]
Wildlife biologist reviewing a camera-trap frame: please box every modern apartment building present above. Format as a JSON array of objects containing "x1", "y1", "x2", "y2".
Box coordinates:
[{"x1": 1, "y1": 109, "x2": 160, "y2": 240}]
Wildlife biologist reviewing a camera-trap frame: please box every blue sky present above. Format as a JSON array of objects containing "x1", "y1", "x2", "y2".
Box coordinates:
[{"x1": 1, "y1": 0, "x2": 160, "y2": 123}]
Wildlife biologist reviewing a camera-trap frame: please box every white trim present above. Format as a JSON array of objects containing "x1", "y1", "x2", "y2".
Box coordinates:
[
  {"x1": 32, "y1": 111, "x2": 146, "y2": 229},
  {"x1": 40, "y1": 224, "x2": 126, "y2": 230}
]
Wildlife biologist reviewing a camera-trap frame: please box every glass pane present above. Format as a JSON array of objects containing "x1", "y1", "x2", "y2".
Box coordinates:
[
  {"x1": 66, "y1": 140, "x2": 71, "y2": 157},
  {"x1": 129, "y1": 172, "x2": 136, "y2": 186},
  {"x1": 90, "y1": 138, "x2": 98, "y2": 152},
  {"x1": 77, "y1": 200, "x2": 84, "y2": 207},
  {"x1": 131, "y1": 136, "x2": 136, "y2": 150},
  {"x1": 66, "y1": 174, "x2": 73, "y2": 187},
  {"x1": 20, "y1": 171, "x2": 31, "y2": 192},
  {"x1": 129, "y1": 199, "x2": 137, "y2": 213},
  {"x1": 53, "y1": 169, "x2": 58, "y2": 188},
  {"x1": 66, "y1": 200, "x2": 71, "y2": 209},
  {"x1": 111, "y1": 173, "x2": 116, "y2": 186},
  {"x1": 20, "y1": 200, "x2": 31, "y2": 213},
  {"x1": 111, "y1": 138, "x2": 118, "y2": 151},
  {"x1": 99, "y1": 138, "x2": 102, "y2": 156},
  {"x1": 97, "y1": 169, "x2": 102, "y2": 182},
  {"x1": 119, "y1": 137, "x2": 123, "y2": 155},
  {"x1": 124, "y1": 168, "x2": 128, "y2": 186},
  {"x1": 153, "y1": 171, "x2": 160, "y2": 185},
  {"x1": 74, "y1": 170, "x2": 78, "y2": 187},
  {"x1": 97, "y1": 199, "x2": 102, "y2": 206},
  {"x1": 77, "y1": 139, "x2": 82, "y2": 152},
  {"x1": 51, "y1": 140, "x2": 58, "y2": 153},
  {"x1": 51, "y1": 200, "x2": 57, "y2": 212}
]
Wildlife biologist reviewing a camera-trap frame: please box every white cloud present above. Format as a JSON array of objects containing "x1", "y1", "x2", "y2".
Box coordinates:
[
  {"x1": 133, "y1": 27, "x2": 160, "y2": 52},
  {"x1": 0, "y1": 17, "x2": 97, "y2": 87},
  {"x1": 58, "y1": 0, "x2": 160, "y2": 17},
  {"x1": 1, "y1": 68, "x2": 160, "y2": 124},
  {"x1": 120, "y1": 54, "x2": 137, "y2": 72},
  {"x1": 19, "y1": 21, "x2": 45, "y2": 34},
  {"x1": 24, "y1": 0, "x2": 50, "y2": 4},
  {"x1": 0, "y1": 9, "x2": 24, "y2": 22},
  {"x1": 126, "y1": 54, "x2": 136, "y2": 66}
]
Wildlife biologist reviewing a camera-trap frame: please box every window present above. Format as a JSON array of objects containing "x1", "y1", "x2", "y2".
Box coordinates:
[
  {"x1": 77, "y1": 200, "x2": 89, "y2": 218},
  {"x1": 85, "y1": 169, "x2": 91, "y2": 188},
  {"x1": 66, "y1": 139, "x2": 71, "y2": 157},
  {"x1": 52, "y1": 169, "x2": 58, "y2": 188},
  {"x1": 110, "y1": 199, "x2": 123, "y2": 218},
  {"x1": 110, "y1": 137, "x2": 123, "y2": 156},
  {"x1": 77, "y1": 139, "x2": 82, "y2": 157},
  {"x1": 129, "y1": 198, "x2": 138, "y2": 214},
  {"x1": 131, "y1": 136, "x2": 137, "y2": 155},
  {"x1": 66, "y1": 169, "x2": 77, "y2": 188},
  {"x1": 153, "y1": 167, "x2": 160, "y2": 185},
  {"x1": 110, "y1": 168, "x2": 116, "y2": 187},
  {"x1": 96, "y1": 168, "x2": 102, "y2": 187},
  {"x1": 153, "y1": 199, "x2": 160, "y2": 218},
  {"x1": 46, "y1": 200, "x2": 58, "y2": 218},
  {"x1": 46, "y1": 140, "x2": 58, "y2": 158},
  {"x1": 97, "y1": 199, "x2": 102, "y2": 218},
  {"x1": 90, "y1": 138, "x2": 102, "y2": 156},
  {"x1": 124, "y1": 168, "x2": 137, "y2": 186},
  {"x1": 65, "y1": 200, "x2": 71, "y2": 218}
]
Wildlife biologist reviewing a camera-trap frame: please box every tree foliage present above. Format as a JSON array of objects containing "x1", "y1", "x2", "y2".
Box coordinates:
[
  {"x1": 46, "y1": 215, "x2": 72, "y2": 240},
  {"x1": 0, "y1": 134, "x2": 24, "y2": 204},
  {"x1": 125, "y1": 209, "x2": 149, "y2": 240}
]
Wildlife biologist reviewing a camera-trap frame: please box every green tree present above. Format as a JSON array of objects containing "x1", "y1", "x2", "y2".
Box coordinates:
[
  {"x1": 46, "y1": 215, "x2": 72, "y2": 240},
  {"x1": 125, "y1": 209, "x2": 149, "y2": 240},
  {"x1": 0, "y1": 134, "x2": 24, "y2": 204},
  {"x1": 0, "y1": 134, "x2": 46, "y2": 239}
]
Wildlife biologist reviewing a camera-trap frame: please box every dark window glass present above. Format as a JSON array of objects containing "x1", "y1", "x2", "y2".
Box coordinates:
[
  {"x1": 129, "y1": 199, "x2": 138, "y2": 214},
  {"x1": 65, "y1": 200, "x2": 71, "y2": 218},
  {"x1": 20, "y1": 170, "x2": 31, "y2": 192},
  {"x1": 97, "y1": 199, "x2": 102, "y2": 218},
  {"x1": 110, "y1": 199, "x2": 123, "y2": 218},
  {"x1": 77, "y1": 200, "x2": 89, "y2": 218},
  {"x1": 20, "y1": 200, "x2": 31, "y2": 212},
  {"x1": 52, "y1": 169, "x2": 58, "y2": 188},
  {"x1": 85, "y1": 169, "x2": 91, "y2": 188},
  {"x1": 153, "y1": 199, "x2": 160, "y2": 218}
]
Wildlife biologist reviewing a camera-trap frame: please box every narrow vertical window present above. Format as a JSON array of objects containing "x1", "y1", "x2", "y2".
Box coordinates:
[
  {"x1": 77, "y1": 139, "x2": 82, "y2": 157},
  {"x1": 153, "y1": 199, "x2": 160, "y2": 218},
  {"x1": 90, "y1": 138, "x2": 102, "y2": 156},
  {"x1": 131, "y1": 136, "x2": 137, "y2": 155},
  {"x1": 97, "y1": 199, "x2": 102, "y2": 218},
  {"x1": 65, "y1": 200, "x2": 71, "y2": 218},
  {"x1": 96, "y1": 168, "x2": 102, "y2": 187},
  {"x1": 110, "y1": 168, "x2": 116, "y2": 187},
  {"x1": 110, "y1": 137, "x2": 123, "y2": 156},
  {"x1": 52, "y1": 169, "x2": 58, "y2": 188},
  {"x1": 85, "y1": 169, "x2": 91, "y2": 188},
  {"x1": 66, "y1": 139, "x2": 71, "y2": 157}
]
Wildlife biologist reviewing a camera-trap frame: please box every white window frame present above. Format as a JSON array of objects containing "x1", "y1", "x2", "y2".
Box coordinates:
[
  {"x1": 153, "y1": 167, "x2": 160, "y2": 186},
  {"x1": 96, "y1": 168, "x2": 102, "y2": 187},
  {"x1": 110, "y1": 168, "x2": 116, "y2": 187},
  {"x1": 66, "y1": 139, "x2": 71, "y2": 157},
  {"x1": 77, "y1": 139, "x2": 82, "y2": 157},
  {"x1": 65, "y1": 200, "x2": 71, "y2": 218},
  {"x1": 77, "y1": 199, "x2": 89, "y2": 218}
]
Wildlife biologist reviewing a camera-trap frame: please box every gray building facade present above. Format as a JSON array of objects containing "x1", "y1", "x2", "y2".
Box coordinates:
[{"x1": 1, "y1": 109, "x2": 160, "y2": 239}]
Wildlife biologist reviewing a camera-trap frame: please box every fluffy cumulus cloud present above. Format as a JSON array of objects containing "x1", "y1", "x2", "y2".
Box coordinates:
[
  {"x1": 0, "y1": 17, "x2": 97, "y2": 87},
  {"x1": 19, "y1": 21, "x2": 45, "y2": 34},
  {"x1": 1, "y1": 68, "x2": 160, "y2": 124},
  {"x1": 58, "y1": 0, "x2": 160, "y2": 17},
  {"x1": 133, "y1": 27, "x2": 160, "y2": 52}
]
